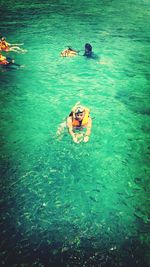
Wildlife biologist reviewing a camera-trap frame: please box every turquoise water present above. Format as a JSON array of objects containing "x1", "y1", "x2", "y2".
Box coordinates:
[{"x1": 0, "y1": 0, "x2": 150, "y2": 266}]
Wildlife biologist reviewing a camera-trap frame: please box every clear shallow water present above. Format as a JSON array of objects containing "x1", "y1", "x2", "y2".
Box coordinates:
[{"x1": 0, "y1": 0, "x2": 150, "y2": 266}]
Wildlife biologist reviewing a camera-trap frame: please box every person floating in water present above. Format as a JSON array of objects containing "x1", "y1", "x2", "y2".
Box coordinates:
[
  {"x1": 60, "y1": 43, "x2": 98, "y2": 59},
  {"x1": 0, "y1": 53, "x2": 21, "y2": 68},
  {"x1": 83, "y1": 43, "x2": 93, "y2": 57},
  {"x1": 83, "y1": 43, "x2": 99, "y2": 60},
  {"x1": 60, "y1": 47, "x2": 79, "y2": 57},
  {"x1": 0, "y1": 37, "x2": 27, "y2": 53},
  {"x1": 66, "y1": 103, "x2": 92, "y2": 143}
]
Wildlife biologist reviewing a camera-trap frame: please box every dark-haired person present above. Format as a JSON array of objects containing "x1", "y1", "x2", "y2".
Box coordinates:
[
  {"x1": 0, "y1": 53, "x2": 20, "y2": 67},
  {"x1": 83, "y1": 43, "x2": 93, "y2": 57}
]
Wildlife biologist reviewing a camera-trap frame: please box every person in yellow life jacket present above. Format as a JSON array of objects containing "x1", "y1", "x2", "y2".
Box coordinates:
[
  {"x1": 0, "y1": 38, "x2": 10, "y2": 51},
  {"x1": 0, "y1": 53, "x2": 21, "y2": 67},
  {"x1": 0, "y1": 37, "x2": 26, "y2": 53},
  {"x1": 67, "y1": 104, "x2": 92, "y2": 143},
  {"x1": 60, "y1": 47, "x2": 78, "y2": 57},
  {"x1": 0, "y1": 53, "x2": 9, "y2": 65}
]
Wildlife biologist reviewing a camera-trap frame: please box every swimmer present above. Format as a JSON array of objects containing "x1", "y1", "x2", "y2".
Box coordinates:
[
  {"x1": 60, "y1": 47, "x2": 78, "y2": 57},
  {"x1": 83, "y1": 43, "x2": 93, "y2": 57},
  {"x1": 0, "y1": 53, "x2": 21, "y2": 67},
  {"x1": 66, "y1": 103, "x2": 92, "y2": 143},
  {"x1": 83, "y1": 43, "x2": 99, "y2": 59},
  {"x1": 0, "y1": 37, "x2": 27, "y2": 53}
]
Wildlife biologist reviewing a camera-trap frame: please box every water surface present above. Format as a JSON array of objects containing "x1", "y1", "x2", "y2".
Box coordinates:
[{"x1": 0, "y1": 0, "x2": 150, "y2": 266}]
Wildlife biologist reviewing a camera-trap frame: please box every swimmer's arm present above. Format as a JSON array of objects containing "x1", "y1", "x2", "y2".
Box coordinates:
[
  {"x1": 84, "y1": 118, "x2": 92, "y2": 143},
  {"x1": 6, "y1": 41, "x2": 22, "y2": 46},
  {"x1": 6, "y1": 57, "x2": 20, "y2": 66},
  {"x1": 67, "y1": 117, "x2": 77, "y2": 142},
  {"x1": 9, "y1": 43, "x2": 24, "y2": 46},
  {"x1": 67, "y1": 117, "x2": 75, "y2": 137},
  {"x1": 85, "y1": 117, "x2": 92, "y2": 137}
]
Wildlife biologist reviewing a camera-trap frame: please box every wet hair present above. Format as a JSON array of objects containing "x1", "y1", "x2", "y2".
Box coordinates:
[{"x1": 85, "y1": 43, "x2": 92, "y2": 52}]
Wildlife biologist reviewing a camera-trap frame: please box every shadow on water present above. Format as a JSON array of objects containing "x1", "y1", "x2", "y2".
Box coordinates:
[{"x1": 115, "y1": 90, "x2": 150, "y2": 116}]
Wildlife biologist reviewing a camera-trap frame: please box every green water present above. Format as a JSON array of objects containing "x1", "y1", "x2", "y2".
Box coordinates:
[{"x1": 0, "y1": 0, "x2": 150, "y2": 266}]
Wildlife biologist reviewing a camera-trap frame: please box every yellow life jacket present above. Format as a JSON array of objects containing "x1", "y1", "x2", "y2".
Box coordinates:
[
  {"x1": 0, "y1": 41, "x2": 9, "y2": 51},
  {"x1": 0, "y1": 54, "x2": 6, "y2": 61}
]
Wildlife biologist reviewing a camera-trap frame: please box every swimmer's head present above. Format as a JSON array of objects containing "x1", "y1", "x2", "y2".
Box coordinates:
[
  {"x1": 74, "y1": 106, "x2": 85, "y2": 121},
  {"x1": 85, "y1": 43, "x2": 92, "y2": 52},
  {"x1": 75, "y1": 106, "x2": 85, "y2": 114}
]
